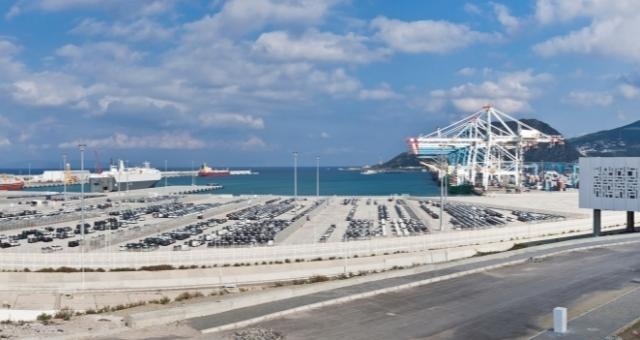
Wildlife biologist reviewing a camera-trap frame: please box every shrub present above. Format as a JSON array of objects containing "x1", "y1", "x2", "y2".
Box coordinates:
[
  {"x1": 308, "y1": 275, "x2": 330, "y2": 283},
  {"x1": 110, "y1": 267, "x2": 135, "y2": 272},
  {"x1": 37, "y1": 313, "x2": 52, "y2": 324},
  {"x1": 140, "y1": 265, "x2": 174, "y2": 271},
  {"x1": 54, "y1": 307, "x2": 74, "y2": 321},
  {"x1": 174, "y1": 291, "x2": 204, "y2": 302}
]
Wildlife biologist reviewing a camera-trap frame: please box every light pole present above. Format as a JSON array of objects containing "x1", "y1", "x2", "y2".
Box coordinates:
[
  {"x1": 439, "y1": 155, "x2": 445, "y2": 231},
  {"x1": 63, "y1": 154, "x2": 68, "y2": 201},
  {"x1": 293, "y1": 152, "x2": 298, "y2": 199},
  {"x1": 316, "y1": 156, "x2": 319, "y2": 197},
  {"x1": 191, "y1": 160, "x2": 195, "y2": 186},
  {"x1": 78, "y1": 143, "x2": 86, "y2": 290},
  {"x1": 164, "y1": 159, "x2": 168, "y2": 187}
]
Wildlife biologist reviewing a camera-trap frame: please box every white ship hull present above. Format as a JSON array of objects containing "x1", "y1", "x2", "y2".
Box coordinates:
[{"x1": 89, "y1": 160, "x2": 161, "y2": 192}]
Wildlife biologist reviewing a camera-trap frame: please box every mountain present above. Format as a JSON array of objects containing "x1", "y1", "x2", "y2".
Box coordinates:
[
  {"x1": 516, "y1": 119, "x2": 582, "y2": 162},
  {"x1": 569, "y1": 120, "x2": 640, "y2": 157},
  {"x1": 374, "y1": 152, "x2": 421, "y2": 169}
]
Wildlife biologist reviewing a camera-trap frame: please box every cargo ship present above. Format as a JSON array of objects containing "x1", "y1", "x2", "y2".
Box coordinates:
[
  {"x1": 0, "y1": 174, "x2": 24, "y2": 191},
  {"x1": 198, "y1": 163, "x2": 230, "y2": 177},
  {"x1": 89, "y1": 160, "x2": 161, "y2": 192}
]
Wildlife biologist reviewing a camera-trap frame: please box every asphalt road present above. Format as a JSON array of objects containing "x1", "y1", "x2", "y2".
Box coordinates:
[{"x1": 224, "y1": 244, "x2": 640, "y2": 340}]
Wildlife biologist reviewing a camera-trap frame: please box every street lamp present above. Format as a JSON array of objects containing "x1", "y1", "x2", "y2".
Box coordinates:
[
  {"x1": 164, "y1": 159, "x2": 168, "y2": 187},
  {"x1": 293, "y1": 152, "x2": 298, "y2": 199},
  {"x1": 316, "y1": 156, "x2": 320, "y2": 197},
  {"x1": 78, "y1": 143, "x2": 86, "y2": 290},
  {"x1": 63, "y1": 154, "x2": 68, "y2": 201},
  {"x1": 191, "y1": 160, "x2": 195, "y2": 186}
]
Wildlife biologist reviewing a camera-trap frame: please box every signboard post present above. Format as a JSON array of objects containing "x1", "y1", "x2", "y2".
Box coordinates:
[{"x1": 579, "y1": 157, "x2": 639, "y2": 234}]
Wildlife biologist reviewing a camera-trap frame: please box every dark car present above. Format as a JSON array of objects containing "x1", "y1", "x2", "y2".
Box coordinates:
[{"x1": 68, "y1": 240, "x2": 80, "y2": 247}]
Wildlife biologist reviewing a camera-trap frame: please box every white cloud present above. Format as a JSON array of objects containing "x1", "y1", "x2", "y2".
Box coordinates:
[
  {"x1": 425, "y1": 70, "x2": 552, "y2": 113},
  {"x1": 253, "y1": 29, "x2": 387, "y2": 63},
  {"x1": 240, "y1": 136, "x2": 267, "y2": 150},
  {"x1": 0, "y1": 39, "x2": 26, "y2": 79},
  {"x1": 463, "y1": 3, "x2": 482, "y2": 15},
  {"x1": 371, "y1": 16, "x2": 498, "y2": 54},
  {"x1": 358, "y1": 83, "x2": 402, "y2": 100},
  {"x1": 534, "y1": 0, "x2": 640, "y2": 24},
  {"x1": 619, "y1": 83, "x2": 640, "y2": 99},
  {"x1": 492, "y1": 3, "x2": 520, "y2": 33},
  {"x1": 198, "y1": 113, "x2": 265, "y2": 129},
  {"x1": 184, "y1": 0, "x2": 340, "y2": 39},
  {"x1": 457, "y1": 67, "x2": 476, "y2": 76},
  {"x1": 309, "y1": 68, "x2": 361, "y2": 95},
  {"x1": 320, "y1": 131, "x2": 330, "y2": 139},
  {"x1": 563, "y1": 90, "x2": 613, "y2": 107},
  {"x1": 11, "y1": 72, "x2": 89, "y2": 107},
  {"x1": 97, "y1": 95, "x2": 187, "y2": 115},
  {"x1": 0, "y1": 137, "x2": 9, "y2": 147},
  {"x1": 533, "y1": 0, "x2": 640, "y2": 62},
  {"x1": 59, "y1": 132, "x2": 205, "y2": 149},
  {"x1": 56, "y1": 42, "x2": 144, "y2": 63},
  {"x1": 7, "y1": 0, "x2": 177, "y2": 19},
  {"x1": 70, "y1": 18, "x2": 174, "y2": 42}
]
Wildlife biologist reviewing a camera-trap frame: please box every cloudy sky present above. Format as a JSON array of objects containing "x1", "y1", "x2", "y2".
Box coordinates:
[{"x1": 0, "y1": 0, "x2": 639, "y2": 168}]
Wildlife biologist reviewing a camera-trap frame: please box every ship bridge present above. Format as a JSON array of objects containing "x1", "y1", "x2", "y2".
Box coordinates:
[{"x1": 407, "y1": 105, "x2": 564, "y2": 190}]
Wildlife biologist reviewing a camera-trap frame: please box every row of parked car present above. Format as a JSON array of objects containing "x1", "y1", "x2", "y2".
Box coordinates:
[
  {"x1": 120, "y1": 217, "x2": 228, "y2": 251},
  {"x1": 226, "y1": 199, "x2": 295, "y2": 221},
  {"x1": 206, "y1": 219, "x2": 289, "y2": 247}
]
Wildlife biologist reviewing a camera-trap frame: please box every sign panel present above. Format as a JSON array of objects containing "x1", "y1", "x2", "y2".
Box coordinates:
[{"x1": 579, "y1": 157, "x2": 640, "y2": 211}]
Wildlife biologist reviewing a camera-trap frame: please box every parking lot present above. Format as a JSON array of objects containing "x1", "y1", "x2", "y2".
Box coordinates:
[{"x1": 0, "y1": 187, "x2": 572, "y2": 255}]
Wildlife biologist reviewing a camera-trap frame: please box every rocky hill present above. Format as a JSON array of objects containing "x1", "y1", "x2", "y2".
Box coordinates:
[{"x1": 569, "y1": 120, "x2": 640, "y2": 157}]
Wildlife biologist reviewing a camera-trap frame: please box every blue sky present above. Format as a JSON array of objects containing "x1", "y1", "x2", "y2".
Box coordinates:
[{"x1": 0, "y1": 0, "x2": 639, "y2": 168}]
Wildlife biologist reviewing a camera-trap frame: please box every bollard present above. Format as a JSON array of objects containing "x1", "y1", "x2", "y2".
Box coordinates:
[{"x1": 553, "y1": 307, "x2": 567, "y2": 333}]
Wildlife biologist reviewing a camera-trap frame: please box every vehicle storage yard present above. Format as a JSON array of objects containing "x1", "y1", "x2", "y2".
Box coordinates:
[{"x1": 0, "y1": 186, "x2": 581, "y2": 256}]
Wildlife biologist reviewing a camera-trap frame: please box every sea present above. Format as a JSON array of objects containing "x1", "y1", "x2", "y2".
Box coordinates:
[{"x1": 6, "y1": 167, "x2": 441, "y2": 197}]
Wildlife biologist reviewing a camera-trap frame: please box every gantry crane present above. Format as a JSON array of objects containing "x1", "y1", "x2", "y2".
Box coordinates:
[{"x1": 407, "y1": 105, "x2": 564, "y2": 191}]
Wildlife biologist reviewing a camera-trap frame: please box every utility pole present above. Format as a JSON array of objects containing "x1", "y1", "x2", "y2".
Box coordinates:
[
  {"x1": 316, "y1": 156, "x2": 320, "y2": 197},
  {"x1": 78, "y1": 143, "x2": 86, "y2": 290},
  {"x1": 63, "y1": 154, "x2": 68, "y2": 201},
  {"x1": 293, "y1": 152, "x2": 298, "y2": 199}
]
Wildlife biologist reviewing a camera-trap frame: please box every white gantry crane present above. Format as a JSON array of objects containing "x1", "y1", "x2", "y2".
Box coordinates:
[{"x1": 407, "y1": 105, "x2": 564, "y2": 191}]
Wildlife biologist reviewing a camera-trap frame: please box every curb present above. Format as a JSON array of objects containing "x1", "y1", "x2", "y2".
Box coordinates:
[{"x1": 200, "y1": 238, "x2": 640, "y2": 334}]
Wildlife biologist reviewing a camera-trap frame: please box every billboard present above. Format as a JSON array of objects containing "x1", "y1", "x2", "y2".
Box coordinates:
[{"x1": 579, "y1": 157, "x2": 640, "y2": 211}]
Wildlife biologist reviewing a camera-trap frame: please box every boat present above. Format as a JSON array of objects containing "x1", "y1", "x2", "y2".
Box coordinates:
[
  {"x1": 361, "y1": 169, "x2": 381, "y2": 175},
  {"x1": 198, "y1": 163, "x2": 230, "y2": 177},
  {"x1": 0, "y1": 174, "x2": 24, "y2": 191},
  {"x1": 89, "y1": 160, "x2": 161, "y2": 192}
]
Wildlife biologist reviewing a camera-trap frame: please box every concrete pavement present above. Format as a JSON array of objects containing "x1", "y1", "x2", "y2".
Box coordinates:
[
  {"x1": 181, "y1": 233, "x2": 640, "y2": 337},
  {"x1": 224, "y1": 243, "x2": 640, "y2": 339}
]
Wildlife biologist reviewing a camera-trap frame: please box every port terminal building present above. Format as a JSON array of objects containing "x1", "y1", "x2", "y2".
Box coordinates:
[{"x1": 579, "y1": 157, "x2": 639, "y2": 235}]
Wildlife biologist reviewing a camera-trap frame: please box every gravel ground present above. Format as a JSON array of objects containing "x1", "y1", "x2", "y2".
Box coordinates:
[
  {"x1": 232, "y1": 328, "x2": 284, "y2": 340},
  {"x1": 0, "y1": 315, "x2": 124, "y2": 339}
]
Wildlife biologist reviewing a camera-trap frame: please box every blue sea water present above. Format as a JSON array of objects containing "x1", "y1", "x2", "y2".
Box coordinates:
[{"x1": 8, "y1": 167, "x2": 441, "y2": 196}]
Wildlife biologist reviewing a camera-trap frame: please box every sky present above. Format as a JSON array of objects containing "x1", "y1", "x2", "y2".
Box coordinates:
[{"x1": 0, "y1": 0, "x2": 639, "y2": 168}]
